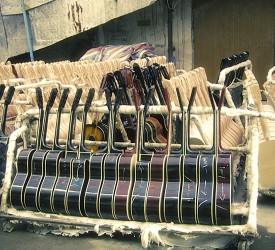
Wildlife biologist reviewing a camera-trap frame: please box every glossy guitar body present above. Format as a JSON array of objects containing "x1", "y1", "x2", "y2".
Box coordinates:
[
  {"x1": 98, "y1": 153, "x2": 121, "y2": 219},
  {"x1": 10, "y1": 149, "x2": 35, "y2": 209},
  {"x1": 163, "y1": 155, "x2": 183, "y2": 223},
  {"x1": 180, "y1": 154, "x2": 199, "y2": 224},
  {"x1": 215, "y1": 154, "x2": 232, "y2": 225},
  {"x1": 38, "y1": 150, "x2": 65, "y2": 213},
  {"x1": 145, "y1": 154, "x2": 166, "y2": 222},
  {"x1": 51, "y1": 157, "x2": 73, "y2": 215},
  {"x1": 84, "y1": 153, "x2": 106, "y2": 218},
  {"x1": 24, "y1": 150, "x2": 49, "y2": 211},
  {"x1": 197, "y1": 154, "x2": 215, "y2": 225},
  {"x1": 130, "y1": 154, "x2": 152, "y2": 221},
  {"x1": 85, "y1": 122, "x2": 107, "y2": 152},
  {"x1": 113, "y1": 154, "x2": 136, "y2": 220},
  {"x1": 66, "y1": 158, "x2": 88, "y2": 216}
]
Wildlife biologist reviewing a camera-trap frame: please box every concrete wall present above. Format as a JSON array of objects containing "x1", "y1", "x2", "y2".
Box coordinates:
[
  {"x1": 0, "y1": 0, "x2": 158, "y2": 62},
  {"x1": 98, "y1": 0, "x2": 192, "y2": 70}
]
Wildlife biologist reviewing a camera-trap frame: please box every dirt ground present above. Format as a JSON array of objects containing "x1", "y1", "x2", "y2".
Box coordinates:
[{"x1": 0, "y1": 195, "x2": 274, "y2": 250}]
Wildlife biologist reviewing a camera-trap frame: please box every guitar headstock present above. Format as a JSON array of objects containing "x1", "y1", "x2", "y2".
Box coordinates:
[
  {"x1": 160, "y1": 65, "x2": 170, "y2": 80},
  {"x1": 35, "y1": 87, "x2": 43, "y2": 109},
  {"x1": 106, "y1": 73, "x2": 118, "y2": 95},
  {"x1": 144, "y1": 86, "x2": 155, "y2": 115},
  {"x1": 218, "y1": 87, "x2": 226, "y2": 111},
  {"x1": 207, "y1": 87, "x2": 216, "y2": 111},
  {"x1": 98, "y1": 75, "x2": 108, "y2": 99},
  {"x1": 122, "y1": 69, "x2": 134, "y2": 89},
  {"x1": 46, "y1": 88, "x2": 58, "y2": 111},
  {"x1": 72, "y1": 88, "x2": 83, "y2": 111},
  {"x1": 114, "y1": 88, "x2": 123, "y2": 114},
  {"x1": 4, "y1": 86, "x2": 15, "y2": 106},
  {"x1": 84, "y1": 88, "x2": 95, "y2": 113},
  {"x1": 105, "y1": 88, "x2": 112, "y2": 112},
  {"x1": 0, "y1": 84, "x2": 5, "y2": 100},
  {"x1": 58, "y1": 88, "x2": 70, "y2": 112},
  {"x1": 132, "y1": 88, "x2": 140, "y2": 112}
]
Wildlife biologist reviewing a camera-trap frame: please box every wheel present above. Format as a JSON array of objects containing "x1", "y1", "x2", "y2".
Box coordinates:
[{"x1": 2, "y1": 220, "x2": 14, "y2": 232}]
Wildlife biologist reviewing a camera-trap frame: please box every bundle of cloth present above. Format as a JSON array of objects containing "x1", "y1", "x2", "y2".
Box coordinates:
[{"x1": 79, "y1": 42, "x2": 157, "y2": 62}]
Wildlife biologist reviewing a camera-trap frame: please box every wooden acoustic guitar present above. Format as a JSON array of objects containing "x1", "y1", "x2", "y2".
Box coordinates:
[
  {"x1": 51, "y1": 88, "x2": 82, "y2": 215},
  {"x1": 10, "y1": 87, "x2": 44, "y2": 210},
  {"x1": 180, "y1": 87, "x2": 199, "y2": 224},
  {"x1": 162, "y1": 88, "x2": 184, "y2": 224},
  {"x1": 37, "y1": 88, "x2": 70, "y2": 213},
  {"x1": 24, "y1": 88, "x2": 58, "y2": 211},
  {"x1": 84, "y1": 89, "x2": 113, "y2": 218},
  {"x1": 97, "y1": 88, "x2": 124, "y2": 219},
  {"x1": 145, "y1": 87, "x2": 174, "y2": 223},
  {"x1": 113, "y1": 88, "x2": 140, "y2": 221},
  {"x1": 85, "y1": 76, "x2": 108, "y2": 153},
  {"x1": 66, "y1": 88, "x2": 95, "y2": 216},
  {"x1": 130, "y1": 87, "x2": 155, "y2": 222},
  {"x1": 196, "y1": 87, "x2": 216, "y2": 225},
  {"x1": 215, "y1": 87, "x2": 233, "y2": 225}
]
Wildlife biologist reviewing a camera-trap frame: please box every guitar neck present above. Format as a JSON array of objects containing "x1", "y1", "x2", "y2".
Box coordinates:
[
  {"x1": 65, "y1": 109, "x2": 77, "y2": 155},
  {"x1": 0, "y1": 104, "x2": 9, "y2": 136},
  {"x1": 79, "y1": 88, "x2": 95, "y2": 157},
  {"x1": 53, "y1": 109, "x2": 64, "y2": 150},
  {"x1": 35, "y1": 108, "x2": 44, "y2": 150},
  {"x1": 0, "y1": 86, "x2": 15, "y2": 136}
]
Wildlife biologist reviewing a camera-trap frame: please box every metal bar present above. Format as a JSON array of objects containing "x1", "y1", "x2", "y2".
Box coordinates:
[{"x1": 21, "y1": 0, "x2": 34, "y2": 62}]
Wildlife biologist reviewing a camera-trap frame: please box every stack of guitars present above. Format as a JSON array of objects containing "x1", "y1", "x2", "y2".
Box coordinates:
[{"x1": 8, "y1": 62, "x2": 238, "y2": 226}]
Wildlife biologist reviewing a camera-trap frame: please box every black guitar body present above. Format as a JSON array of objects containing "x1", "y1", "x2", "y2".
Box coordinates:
[
  {"x1": 145, "y1": 154, "x2": 166, "y2": 223},
  {"x1": 197, "y1": 154, "x2": 215, "y2": 225},
  {"x1": 181, "y1": 154, "x2": 199, "y2": 224},
  {"x1": 24, "y1": 150, "x2": 48, "y2": 211},
  {"x1": 113, "y1": 154, "x2": 135, "y2": 221},
  {"x1": 84, "y1": 153, "x2": 106, "y2": 218},
  {"x1": 130, "y1": 154, "x2": 152, "y2": 221},
  {"x1": 98, "y1": 153, "x2": 121, "y2": 219},
  {"x1": 52, "y1": 157, "x2": 74, "y2": 215},
  {"x1": 66, "y1": 158, "x2": 88, "y2": 216},
  {"x1": 9, "y1": 149, "x2": 35, "y2": 209},
  {"x1": 38, "y1": 150, "x2": 65, "y2": 213},
  {"x1": 215, "y1": 154, "x2": 232, "y2": 225},
  {"x1": 163, "y1": 155, "x2": 183, "y2": 223}
]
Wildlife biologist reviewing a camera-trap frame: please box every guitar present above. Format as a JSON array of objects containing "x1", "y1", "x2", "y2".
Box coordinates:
[
  {"x1": 37, "y1": 88, "x2": 70, "y2": 213},
  {"x1": 24, "y1": 88, "x2": 58, "y2": 211},
  {"x1": 51, "y1": 88, "x2": 83, "y2": 215},
  {"x1": 66, "y1": 88, "x2": 95, "y2": 216},
  {"x1": 145, "y1": 88, "x2": 174, "y2": 223},
  {"x1": 130, "y1": 87, "x2": 155, "y2": 222},
  {"x1": 113, "y1": 89, "x2": 140, "y2": 221},
  {"x1": 0, "y1": 86, "x2": 15, "y2": 188},
  {"x1": 215, "y1": 87, "x2": 232, "y2": 225},
  {"x1": 84, "y1": 89, "x2": 113, "y2": 218},
  {"x1": 132, "y1": 62, "x2": 149, "y2": 98},
  {"x1": 124, "y1": 75, "x2": 166, "y2": 145},
  {"x1": 85, "y1": 76, "x2": 108, "y2": 152},
  {"x1": 196, "y1": 87, "x2": 216, "y2": 225},
  {"x1": 10, "y1": 87, "x2": 43, "y2": 210},
  {"x1": 0, "y1": 84, "x2": 5, "y2": 101},
  {"x1": 98, "y1": 88, "x2": 123, "y2": 219},
  {"x1": 162, "y1": 88, "x2": 183, "y2": 223},
  {"x1": 180, "y1": 87, "x2": 199, "y2": 224}
]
